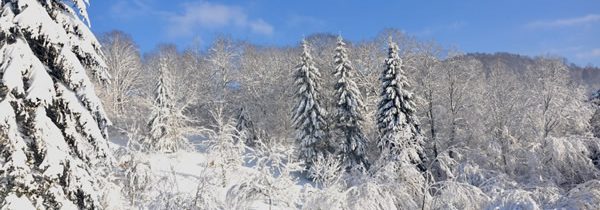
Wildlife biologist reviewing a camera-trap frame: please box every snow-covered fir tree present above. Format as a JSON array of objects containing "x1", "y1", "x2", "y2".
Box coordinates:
[
  {"x1": 0, "y1": 0, "x2": 114, "y2": 209},
  {"x1": 376, "y1": 38, "x2": 425, "y2": 166},
  {"x1": 331, "y1": 36, "x2": 369, "y2": 171},
  {"x1": 146, "y1": 55, "x2": 190, "y2": 152},
  {"x1": 292, "y1": 39, "x2": 329, "y2": 167},
  {"x1": 235, "y1": 107, "x2": 259, "y2": 146}
]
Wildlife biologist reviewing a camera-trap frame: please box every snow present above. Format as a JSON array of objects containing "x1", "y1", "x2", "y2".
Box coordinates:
[
  {"x1": 34, "y1": 106, "x2": 69, "y2": 178},
  {"x1": 125, "y1": 150, "x2": 304, "y2": 209},
  {"x1": 1, "y1": 194, "x2": 35, "y2": 210},
  {"x1": 147, "y1": 152, "x2": 211, "y2": 193},
  {"x1": 0, "y1": 37, "x2": 55, "y2": 104}
]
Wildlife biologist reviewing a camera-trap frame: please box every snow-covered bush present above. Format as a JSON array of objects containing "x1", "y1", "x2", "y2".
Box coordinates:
[
  {"x1": 486, "y1": 189, "x2": 539, "y2": 210},
  {"x1": 201, "y1": 107, "x2": 246, "y2": 187},
  {"x1": 123, "y1": 153, "x2": 153, "y2": 206},
  {"x1": 430, "y1": 181, "x2": 490, "y2": 210},
  {"x1": 301, "y1": 184, "x2": 350, "y2": 210},
  {"x1": 370, "y1": 158, "x2": 427, "y2": 209},
  {"x1": 100, "y1": 181, "x2": 129, "y2": 210},
  {"x1": 555, "y1": 180, "x2": 600, "y2": 209},
  {"x1": 454, "y1": 163, "x2": 518, "y2": 196},
  {"x1": 226, "y1": 137, "x2": 303, "y2": 209},
  {"x1": 527, "y1": 186, "x2": 563, "y2": 208},
  {"x1": 308, "y1": 155, "x2": 343, "y2": 188},
  {"x1": 538, "y1": 136, "x2": 600, "y2": 186},
  {"x1": 191, "y1": 174, "x2": 225, "y2": 210},
  {"x1": 147, "y1": 166, "x2": 195, "y2": 209},
  {"x1": 346, "y1": 180, "x2": 398, "y2": 210}
]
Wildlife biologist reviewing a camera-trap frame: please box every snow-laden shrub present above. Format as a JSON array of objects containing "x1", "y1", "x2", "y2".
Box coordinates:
[
  {"x1": 555, "y1": 180, "x2": 600, "y2": 209},
  {"x1": 300, "y1": 150, "x2": 350, "y2": 210},
  {"x1": 371, "y1": 153, "x2": 427, "y2": 209},
  {"x1": 201, "y1": 108, "x2": 246, "y2": 187},
  {"x1": 147, "y1": 166, "x2": 197, "y2": 210},
  {"x1": 455, "y1": 163, "x2": 518, "y2": 196},
  {"x1": 539, "y1": 136, "x2": 600, "y2": 186},
  {"x1": 302, "y1": 184, "x2": 350, "y2": 210},
  {"x1": 226, "y1": 138, "x2": 302, "y2": 209},
  {"x1": 149, "y1": 191, "x2": 195, "y2": 210},
  {"x1": 302, "y1": 157, "x2": 426, "y2": 210},
  {"x1": 347, "y1": 180, "x2": 398, "y2": 210},
  {"x1": 190, "y1": 174, "x2": 224, "y2": 210},
  {"x1": 100, "y1": 181, "x2": 129, "y2": 210},
  {"x1": 123, "y1": 154, "x2": 153, "y2": 206},
  {"x1": 430, "y1": 181, "x2": 490, "y2": 210},
  {"x1": 301, "y1": 145, "x2": 428, "y2": 210},
  {"x1": 486, "y1": 189, "x2": 540, "y2": 210},
  {"x1": 528, "y1": 186, "x2": 563, "y2": 208},
  {"x1": 308, "y1": 155, "x2": 343, "y2": 188},
  {"x1": 430, "y1": 148, "x2": 460, "y2": 181}
]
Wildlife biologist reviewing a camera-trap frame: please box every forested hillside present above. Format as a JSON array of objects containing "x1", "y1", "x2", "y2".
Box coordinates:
[{"x1": 1, "y1": 1, "x2": 599, "y2": 209}]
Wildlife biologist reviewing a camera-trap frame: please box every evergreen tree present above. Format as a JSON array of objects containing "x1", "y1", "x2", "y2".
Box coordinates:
[
  {"x1": 592, "y1": 89, "x2": 600, "y2": 138},
  {"x1": 331, "y1": 36, "x2": 369, "y2": 171},
  {"x1": 235, "y1": 107, "x2": 258, "y2": 146},
  {"x1": 376, "y1": 38, "x2": 424, "y2": 165},
  {"x1": 0, "y1": 0, "x2": 114, "y2": 208},
  {"x1": 592, "y1": 89, "x2": 600, "y2": 107},
  {"x1": 146, "y1": 55, "x2": 189, "y2": 152},
  {"x1": 592, "y1": 109, "x2": 600, "y2": 138},
  {"x1": 292, "y1": 39, "x2": 329, "y2": 167}
]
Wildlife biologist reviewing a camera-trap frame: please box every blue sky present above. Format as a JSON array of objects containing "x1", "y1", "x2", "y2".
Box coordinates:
[{"x1": 88, "y1": 0, "x2": 600, "y2": 66}]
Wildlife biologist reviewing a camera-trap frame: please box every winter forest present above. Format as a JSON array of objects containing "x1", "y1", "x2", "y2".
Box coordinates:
[{"x1": 1, "y1": 0, "x2": 600, "y2": 209}]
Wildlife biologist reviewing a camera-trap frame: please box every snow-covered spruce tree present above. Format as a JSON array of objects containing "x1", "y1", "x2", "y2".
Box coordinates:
[
  {"x1": 292, "y1": 39, "x2": 330, "y2": 167},
  {"x1": 146, "y1": 55, "x2": 190, "y2": 153},
  {"x1": 235, "y1": 107, "x2": 258, "y2": 146},
  {"x1": 376, "y1": 38, "x2": 425, "y2": 168},
  {"x1": 0, "y1": 0, "x2": 114, "y2": 209},
  {"x1": 332, "y1": 36, "x2": 369, "y2": 171}
]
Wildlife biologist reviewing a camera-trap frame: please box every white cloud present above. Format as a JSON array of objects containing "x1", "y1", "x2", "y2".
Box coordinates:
[
  {"x1": 110, "y1": 0, "x2": 170, "y2": 20},
  {"x1": 576, "y1": 48, "x2": 600, "y2": 59},
  {"x1": 528, "y1": 14, "x2": 600, "y2": 28},
  {"x1": 168, "y1": 2, "x2": 274, "y2": 37},
  {"x1": 248, "y1": 19, "x2": 274, "y2": 35}
]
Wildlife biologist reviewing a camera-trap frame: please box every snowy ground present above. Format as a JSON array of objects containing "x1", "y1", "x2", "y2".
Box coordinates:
[{"x1": 108, "y1": 130, "x2": 309, "y2": 209}]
